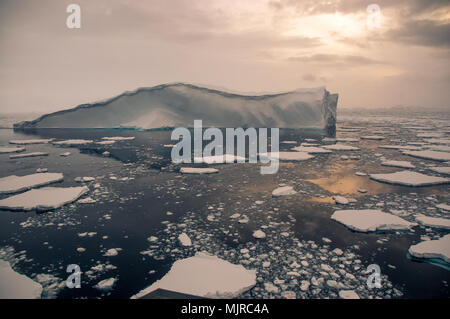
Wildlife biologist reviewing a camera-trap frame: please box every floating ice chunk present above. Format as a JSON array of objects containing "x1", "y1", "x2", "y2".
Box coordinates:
[
  {"x1": 0, "y1": 173, "x2": 63, "y2": 194},
  {"x1": 369, "y1": 170, "x2": 450, "y2": 186},
  {"x1": 408, "y1": 234, "x2": 450, "y2": 264},
  {"x1": 427, "y1": 145, "x2": 450, "y2": 152},
  {"x1": 253, "y1": 230, "x2": 266, "y2": 239},
  {"x1": 59, "y1": 152, "x2": 71, "y2": 157},
  {"x1": 53, "y1": 139, "x2": 93, "y2": 145},
  {"x1": 0, "y1": 146, "x2": 25, "y2": 153},
  {"x1": 339, "y1": 290, "x2": 360, "y2": 299},
  {"x1": 381, "y1": 160, "x2": 415, "y2": 169},
  {"x1": 9, "y1": 139, "x2": 53, "y2": 144},
  {"x1": 96, "y1": 140, "x2": 116, "y2": 145},
  {"x1": 147, "y1": 236, "x2": 158, "y2": 242},
  {"x1": 9, "y1": 152, "x2": 48, "y2": 159},
  {"x1": 291, "y1": 146, "x2": 332, "y2": 154},
  {"x1": 260, "y1": 152, "x2": 314, "y2": 161},
  {"x1": 379, "y1": 145, "x2": 422, "y2": 151},
  {"x1": 333, "y1": 196, "x2": 350, "y2": 205},
  {"x1": 230, "y1": 213, "x2": 241, "y2": 219},
  {"x1": 355, "y1": 172, "x2": 367, "y2": 176},
  {"x1": 180, "y1": 167, "x2": 218, "y2": 174},
  {"x1": 436, "y1": 203, "x2": 450, "y2": 211},
  {"x1": 193, "y1": 154, "x2": 246, "y2": 164},
  {"x1": 178, "y1": 233, "x2": 192, "y2": 247},
  {"x1": 131, "y1": 252, "x2": 256, "y2": 299},
  {"x1": 331, "y1": 209, "x2": 416, "y2": 232},
  {"x1": 402, "y1": 150, "x2": 450, "y2": 162},
  {"x1": 361, "y1": 136, "x2": 385, "y2": 140},
  {"x1": 415, "y1": 214, "x2": 450, "y2": 230},
  {"x1": 322, "y1": 144, "x2": 359, "y2": 151},
  {"x1": 272, "y1": 186, "x2": 297, "y2": 197},
  {"x1": 94, "y1": 277, "x2": 117, "y2": 291},
  {"x1": 336, "y1": 138, "x2": 359, "y2": 142},
  {"x1": 0, "y1": 259, "x2": 43, "y2": 299},
  {"x1": 429, "y1": 167, "x2": 450, "y2": 175},
  {"x1": 417, "y1": 132, "x2": 444, "y2": 138},
  {"x1": 78, "y1": 197, "x2": 96, "y2": 204},
  {"x1": 0, "y1": 186, "x2": 88, "y2": 211},
  {"x1": 281, "y1": 141, "x2": 298, "y2": 144},
  {"x1": 104, "y1": 248, "x2": 120, "y2": 257},
  {"x1": 102, "y1": 136, "x2": 135, "y2": 141},
  {"x1": 75, "y1": 176, "x2": 95, "y2": 183}
]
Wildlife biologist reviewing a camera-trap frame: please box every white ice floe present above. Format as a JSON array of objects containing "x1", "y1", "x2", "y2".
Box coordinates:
[
  {"x1": 429, "y1": 167, "x2": 450, "y2": 175},
  {"x1": 52, "y1": 139, "x2": 93, "y2": 145},
  {"x1": 0, "y1": 259, "x2": 42, "y2": 298},
  {"x1": 94, "y1": 277, "x2": 117, "y2": 291},
  {"x1": 408, "y1": 234, "x2": 450, "y2": 264},
  {"x1": 402, "y1": 150, "x2": 450, "y2": 162},
  {"x1": 333, "y1": 196, "x2": 350, "y2": 205},
  {"x1": 436, "y1": 203, "x2": 450, "y2": 211},
  {"x1": 291, "y1": 146, "x2": 332, "y2": 154},
  {"x1": 331, "y1": 209, "x2": 416, "y2": 232},
  {"x1": 0, "y1": 146, "x2": 25, "y2": 154},
  {"x1": 96, "y1": 140, "x2": 116, "y2": 145},
  {"x1": 369, "y1": 170, "x2": 450, "y2": 187},
  {"x1": 417, "y1": 132, "x2": 444, "y2": 138},
  {"x1": 253, "y1": 230, "x2": 266, "y2": 239},
  {"x1": 322, "y1": 144, "x2": 360, "y2": 151},
  {"x1": 260, "y1": 152, "x2": 314, "y2": 161},
  {"x1": 9, "y1": 152, "x2": 48, "y2": 159},
  {"x1": 339, "y1": 290, "x2": 360, "y2": 299},
  {"x1": 59, "y1": 152, "x2": 71, "y2": 157},
  {"x1": 336, "y1": 138, "x2": 359, "y2": 142},
  {"x1": 361, "y1": 136, "x2": 385, "y2": 140},
  {"x1": 78, "y1": 197, "x2": 96, "y2": 204},
  {"x1": 415, "y1": 214, "x2": 450, "y2": 230},
  {"x1": 272, "y1": 186, "x2": 297, "y2": 197},
  {"x1": 178, "y1": 233, "x2": 192, "y2": 247},
  {"x1": 9, "y1": 139, "x2": 53, "y2": 144},
  {"x1": 180, "y1": 167, "x2": 219, "y2": 174},
  {"x1": 101, "y1": 136, "x2": 135, "y2": 141},
  {"x1": 0, "y1": 173, "x2": 63, "y2": 194},
  {"x1": 0, "y1": 186, "x2": 89, "y2": 211},
  {"x1": 75, "y1": 176, "x2": 95, "y2": 183},
  {"x1": 193, "y1": 154, "x2": 246, "y2": 164},
  {"x1": 104, "y1": 248, "x2": 120, "y2": 257},
  {"x1": 381, "y1": 160, "x2": 415, "y2": 169},
  {"x1": 281, "y1": 141, "x2": 298, "y2": 144},
  {"x1": 379, "y1": 145, "x2": 422, "y2": 151},
  {"x1": 131, "y1": 252, "x2": 256, "y2": 299}
]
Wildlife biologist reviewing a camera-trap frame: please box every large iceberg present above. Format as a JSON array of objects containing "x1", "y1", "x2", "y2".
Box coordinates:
[{"x1": 14, "y1": 83, "x2": 338, "y2": 135}]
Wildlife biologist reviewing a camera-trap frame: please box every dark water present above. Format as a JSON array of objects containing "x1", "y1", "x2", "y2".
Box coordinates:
[{"x1": 0, "y1": 126, "x2": 449, "y2": 299}]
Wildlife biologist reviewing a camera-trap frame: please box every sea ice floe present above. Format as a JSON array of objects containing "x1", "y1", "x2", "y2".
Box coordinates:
[
  {"x1": 379, "y1": 145, "x2": 422, "y2": 151},
  {"x1": 103, "y1": 248, "x2": 121, "y2": 257},
  {"x1": 59, "y1": 152, "x2": 71, "y2": 157},
  {"x1": 272, "y1": 186, "x2": 297, "y2": 197},
  {"x1": 9, "y1": 139, "x2": 53, "y2": 144},
  {"x1": 52, "y1": 139, "x2": 93, "y2": 145},
  {"x1": 408, "y1": 234, "x2": 450, "y2": 264},
  {"x1": 429, "y1": 167, "x2": 450, "y2": 175},
  {"x1": 436, "y1": 203, "x2": 450, "y2": 211},
  {"x1": 331, "y1": 209, "x2": 416, "y2": 232},
  {"x1": 0, "y1": 146, "x2": 25, "y2": 153},
  {"x1": 336, "y1": 138, "x2": 359, "y2": 142},
  {"x1": 369, "y1": 170, "x2": 450, "y2": 187},
  {"x1": 178, "y1": 233, "x2": 192, "y2": 246},
  {"x1": 415, "y1": 214, "x2": 450, "y2": 230},
  {"x1": 0, "y1": 173, "x2": 63, "y2": 194},
  {"x1": 291, "y1": 146, "x2": 332, "y2": 154},
  {"x1": 0, "y1": 259, "x2": 42, "y2": 298},
  {"x1": 339, "y1": 290, "x2": 360, "y2": 299},
  {"x1": 253, "y1": 230, "x2": 266, "y2": 239},
  {"x1": 402, "y1": 150, "x2": 450, "y2": 162},
  {"x1": 180, "y1": 167, "x2": 219, "y2": 174},
  {"x1": 193, "y1": 154, "x2": 246, "y2": 164},
  {"x1": 131, "y1": 252, "x2": 256, "y2": 299},
  {"x1": 94, "y1": 277, "x2": 117, "y2": 291},
  {"x1": 77, "y1": 197, "x2": 96, "y2": 204},
  {"x1": 9, "y1": 152, "x2": 48, "y2": 159},
  {"x1": 322, "y1": 144, "x2": 360, "y2": 151},
  {"x1": 261, "y1": 152, "x2": 314, "y2": 161},
  {"x1": 101, "y1": 136, "x2": 135, "y2": 141},
  {"x1": 96, "y1": 140, "x2": 116, "y2": 145},
  {"x1": 381, "y1": 160, "x2": 415, "y2": 169},
  {"x1": 0, "y1": 186, "x2": 89, "y2": 211},
  {"x1": 75, "y1": 176, "x2": 95, "y2": 183},
  {"x1": 333, "y1": 196, "x2": 350, "y2": 205}
]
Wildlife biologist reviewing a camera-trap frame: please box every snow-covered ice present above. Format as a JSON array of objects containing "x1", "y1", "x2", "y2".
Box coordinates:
[
  {"x1": 9, "y1": 152, "x2": 48, "y2": 159},
  {"x1": 361, "y1": 136, "x2": 385, "y2": 140},
  {"x1": 94, "y1": 278, "x2": 117, "y2": 291},
  {"x1": 331, "y1": 209, "x2": 416, "y2": 232},
  {"x1": 369, "y1": 170, "x2": 450, "y2": 187},
  {"x1": 381, "y1": 160, "x2": 415, "y2": 169},
  {"x1": 339, "y1": 290, "x2": 360, "y2": 299},
  {"x1": 261, "y1": 152, "x2": 314, "y2": 161},
  {"x1": 178, "y1": 233, "x2": 192, "y2": 246},
  {"x1": 253, "y1": 230, "x2": 266, "y2": 239},
  {"x1": 0, "y1": 259, "x2": 43, "y2": 298},
  {"x1": 291, "y1": 146, "x2": 332, "y2": 154},
  {"x1": 333, "y1": 196, "x2": 350, "y2": 205},
  {"x1": 429, "y1": 167, "x2": 450, "y2": 175},
  {"x1": 436, "y1": 203, "x2": 450, "y2": 211},
  {"x1": 0, "y1": 173, "x2": 63, "y2": 194},
  {"x1": 52, "y1": 139, "x2": 93, "y2": 145},
  {"x1": 408, "y1": 234, "x2": 450, "y2": 264},
  {"x1": 415, "y1": 214, "x2": 450, "y2": 230},
  {"x1": 193, "y1": 154, "x2": 246, "y2": 164},
  {"x1": 131, "y1": 252, "x2": 256, "y2": 299},
  {"x1": 0, "y1": 146, "x2": 25, "y2": 153},
  {"x1": 180, "y1": 167, "x2": 219, "y2": 174},
  {"x1": 0, "y1": 186, "x2": 89, "y2": 211},
  {"x1": 272, "y1": 186, "x2": 297, "y2": 197},
  {"x1": 102, "y1": 136, "x2": 135, "y2": 141},
  {"x1": 322, "y1": 144, "x2": 360, "y2": 151},
  {"x1": 402, "y1": 150, "x2": 450, "y2": 162},
  {"x1": 9, "y1": 139, "x2": 53, "y2": 144}
]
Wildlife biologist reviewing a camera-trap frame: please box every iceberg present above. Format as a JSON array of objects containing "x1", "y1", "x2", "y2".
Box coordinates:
[
  {"x1": 14, "y1": 83, "x2": 338, "y2": 135},
  {"x1": 0, "y1": 186, "x2": 89, "y2": 211},
  {"x1": 0, "y1": 173, "x2": 64, "y2": 194},
  {"x1": 331, "y1": 209, "x2": 416, "y2": 232},
  {"x1": 0, "y1": 259, "x2": 43, "y2": 299},
  {"x1": 131, "y1": 252, "x2": 256, "y2": 299}
]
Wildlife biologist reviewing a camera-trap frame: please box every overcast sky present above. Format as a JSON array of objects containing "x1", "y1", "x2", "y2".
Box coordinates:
[{"x1": 0, "y1": 0, "x2": 449, "y2": 113}]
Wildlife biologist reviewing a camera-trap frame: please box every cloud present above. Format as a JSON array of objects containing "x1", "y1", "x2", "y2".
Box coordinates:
[
  {"x1": 287, "y1": 54, "x2": 385, "y2": 66},
  {"x1": 388, "y1": 19, "x2": 450, "y2": 48}
]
